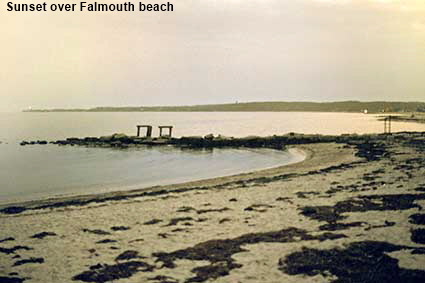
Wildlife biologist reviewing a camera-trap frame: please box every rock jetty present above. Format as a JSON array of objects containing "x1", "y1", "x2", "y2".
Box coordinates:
[{"x1": 19, "y1": 132, "x2": 425, "y2": 152}]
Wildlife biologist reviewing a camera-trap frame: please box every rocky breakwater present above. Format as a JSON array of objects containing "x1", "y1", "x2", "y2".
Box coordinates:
[{"x1": 18, "y1": 131, "x2": 425, "y2": 153}]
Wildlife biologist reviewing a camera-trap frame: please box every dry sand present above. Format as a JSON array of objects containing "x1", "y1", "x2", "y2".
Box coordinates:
[{"x1": 1, "y1": 140, "x2": 425, "y2": 283}]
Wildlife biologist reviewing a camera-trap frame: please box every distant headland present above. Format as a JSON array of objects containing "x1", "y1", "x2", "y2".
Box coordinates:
[{"x1": 23, "y1": 101, "x2": 425, "y2": 113}]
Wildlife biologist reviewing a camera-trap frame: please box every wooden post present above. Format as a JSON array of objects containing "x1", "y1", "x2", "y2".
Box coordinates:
[
  {"x1": 158, "y1": 126, "x2": 173, "y2": 138},
  {"x1": 384, "y1": 118, "x2": 387, "y2": 134},
  {"x1": 383, "y1": 116, "x2": 392, "y2": 134},
  {"x1": 136, "y1": 125, "x2": 153, "y2": 137}
]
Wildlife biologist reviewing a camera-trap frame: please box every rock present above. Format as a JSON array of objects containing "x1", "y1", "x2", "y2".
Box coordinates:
[
  {"x1": 238, "y1": 136, "x2": 264, "y2": 147},
  {"x1": 55, "y1": 140, "x2": 68, "y2": 145},
  {"x1": 179, "y1": 136, "x2": 205, "y2": 147},
  {"x1": 110, "y1": 141, "x2": 123, "y2": 147},
  {"x1": 151, "y1": 139, "x2": 169, "y2": 145},
  {"x1": 66, "y1": 137, "x2": 81, "y2": 143},
  {"x1": 84, "y1": 137, "x2": 99, "y2": 142},
  {"x1": 112, "y1": 133, "x2": 126, "y2": 140},
  {"x1": 214, "y1": 135, "x2": 233, "y2": 141},
  {"x1": 100, "y1": 135, "x2": 113, "y2": 142},
  {"x1": 131, "y1": 137, "x2": 145, "y2": 144},
  {"x1": 111, "y1": 133, "x2": 133, "y2": 143},
  {"x1": 204, "y1": 134, "x2": 214, "y2": 140}
]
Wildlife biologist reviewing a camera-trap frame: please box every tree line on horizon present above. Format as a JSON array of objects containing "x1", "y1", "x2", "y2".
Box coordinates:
[{"x1": 24, "y1": 101, "x2": 425, "y2": 113}]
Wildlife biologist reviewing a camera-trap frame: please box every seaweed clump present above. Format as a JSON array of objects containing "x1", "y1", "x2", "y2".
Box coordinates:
[
  {"x1": 72, "y1": 261, "x2": 154, "y2": 283},
  {"x1": 280, "y1": 241, "x2": 425, "y2": 283},
  {"x1": 153, "y1": 227, "x2": 345, "y2": 282}
]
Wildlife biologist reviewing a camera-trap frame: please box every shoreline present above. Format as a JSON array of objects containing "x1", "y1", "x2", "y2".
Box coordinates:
[{"x1": 1, "y1": 133, "x2": 425, "y2": 282}]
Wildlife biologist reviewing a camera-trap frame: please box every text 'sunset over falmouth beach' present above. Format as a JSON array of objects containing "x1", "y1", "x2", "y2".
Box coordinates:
[{"x1": 6, "y1": 1, "x2": 174, "y2": 12}]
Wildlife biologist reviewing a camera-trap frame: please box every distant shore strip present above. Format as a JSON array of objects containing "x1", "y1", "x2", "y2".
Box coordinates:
[{"x1": 6, "y1": 1, "x2": 173, "y2": 12}]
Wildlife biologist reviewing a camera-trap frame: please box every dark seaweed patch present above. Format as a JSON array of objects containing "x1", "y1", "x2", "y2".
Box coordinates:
[
  {"x1": 82, "y1": 229, "x2": 111, "y2": 235},
  {"x1": 0, "y1": 277, "x2": 25, "y2": 283},
  {"x1": 0, "y1": 237, "x2": 15, "y2": 243},
  {"x1": 365, "y1": 221, "x2": 396, "y2": 231},
  {"x1": 165, "y1": 217, "x2": 194, "y2": 226},
  {"x1": 296, "y1": 191, "x2": 320, "y2": 199},
  {"x1": 148, "y1": 275, "x2": 178, "y2": 283},
  {"x1": 115, "y1": 250, "x2": 142, "y2": 261},
  {"x1": 412, "y1": 249, "x2": 425, "y2": 255},
  {"x1": 96, "y1": 239, "x2": 117, "y2": 244},
  {"x1": 411, "y1": 229, "x2": 425, "y2": 244},
  {"x1": 171, "y1": 228, "x2": 189, "y2": 233},
  {"x1": 350, "y1": 141, "x2": 389, "y2": 161},
  {"x1": 409, "y1": 214, "x2": 425, "y2": 225},
  {"x1": 31, "y1": 232, "x2": 57, "y2": 239},
  {"x1": 72, "y1": 261, "x2": 154, "y2": 282},
  {"x1": 187, "y1": 262, "x2": 242, "y2": 283},
  {"x1": 301, "y1": 193, "x2": 425, "y2": 223},
  {"x1": 110, "y1": 226, "x2": 130, "y2": 231},
  {"x1": 319, "y1": 222, "x2": 365, "y2": 231},
  {"x1": 244, "y1": 204, "x2": 274, "y2": 212},
  {"x1": 144, "y1": 219, "x2": 163, "y2": 225},
  {"x1": 196, "y1": 208, "x2": 230, "y2": 214},
  {"x1": 177, "y1": 206, "x2": 195, "y2": 213},
  {"x1": 415, "y1": 186, "x2": 425, "y2": 192},
  {"x1": 13, "y1": 257, "x2": 44, "y2": 266},
  {"x1": 0, "y1": 206, "x2": 27, "y2": 214},
  {"x1": 280, "y1": 241, "x2": 425, "y2": 283},
  {"x1": 153, "y1": 227, "x2": 345, "y2": 282},
  {"x1": 0, "y1": 246, "x2": 32, "y2": 255},
  {"x1": 158, "y1": 233, "x2": 170, "y2": 239}
]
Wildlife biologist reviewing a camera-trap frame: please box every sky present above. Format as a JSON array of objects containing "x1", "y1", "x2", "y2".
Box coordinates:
[{"x1": 1, "y1": 0, "x2": 424, "y2": 111}]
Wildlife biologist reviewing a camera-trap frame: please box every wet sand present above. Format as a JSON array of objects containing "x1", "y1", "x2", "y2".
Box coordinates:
[{"x1": 1, "y1": 134, "x2": 425, "y2": 283}]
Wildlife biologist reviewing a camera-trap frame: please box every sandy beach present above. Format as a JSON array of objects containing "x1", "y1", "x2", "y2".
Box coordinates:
[{"x1": 1, "y1": 134, "x2": 425, "y2": 283}]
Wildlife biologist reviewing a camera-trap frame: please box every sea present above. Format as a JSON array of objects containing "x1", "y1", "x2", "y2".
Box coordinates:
[{"x1": 1, "y1": 112, "x2": 425, "y2": 204}]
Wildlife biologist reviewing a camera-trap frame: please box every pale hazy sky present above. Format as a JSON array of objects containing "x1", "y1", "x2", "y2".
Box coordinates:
[{"x1": 1, "y1": 0, "x2": 424, "y2": 111}]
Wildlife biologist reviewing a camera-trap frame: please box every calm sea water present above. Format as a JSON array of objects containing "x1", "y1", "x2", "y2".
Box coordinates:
[{"x1": 1, "y1": 112, "x2": 424, "y2": 204}]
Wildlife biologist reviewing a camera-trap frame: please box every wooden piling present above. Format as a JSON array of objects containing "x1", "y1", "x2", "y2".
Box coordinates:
[
  {"x1": 158, "y1": 126, "x2": 173, "y2": 138},
  {"x1": 136, "y1": 125, "x2": 153, "y2": 137}
]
